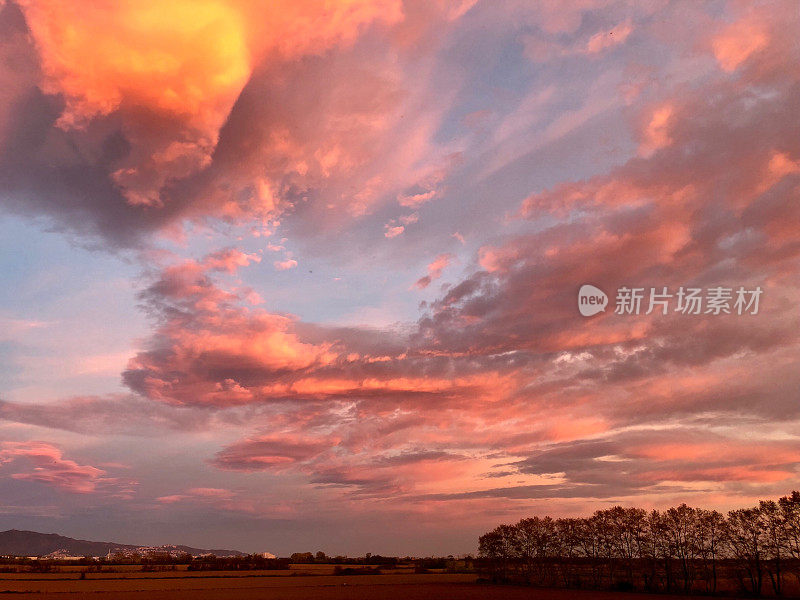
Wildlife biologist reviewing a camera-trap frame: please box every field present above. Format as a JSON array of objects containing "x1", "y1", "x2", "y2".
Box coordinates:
[{"x1": 0, "y1": 570, "x2": 757, "y2": 599}]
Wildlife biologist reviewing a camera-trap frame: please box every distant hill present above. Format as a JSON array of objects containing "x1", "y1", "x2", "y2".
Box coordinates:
[{"x1": 0, "y1": 530, "x2": 245, "y2": 557}]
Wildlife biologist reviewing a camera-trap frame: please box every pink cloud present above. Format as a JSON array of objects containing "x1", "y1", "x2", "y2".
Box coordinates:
[
  {"x1": 0, "y1": 441, "x2": 112, "y2": 494},
  {"x1": 187, "y1": 487, "x2": 235, "y2": 498},
  {"x1": 203, "y1": 248, "x2": 261, "y2": 273},
  {"x1": 384, "y1": 224, "x2": 405, "y2": 238},
  {"x1": 15, "y1": 0, "x2": 403, "y2": 210},
  {"x1": 212, "y1": 434, "x2": 338, "y2": 472},
  {"x1": 585, "y1": 20, "x2": 633, "y2": 54},
  {"x1": 0, "y1": 0, "x2": 467, "y2": 249},
  {"x1": 156, "y1": 486, "x2": 255, "y2": 514},
  {"x1": 155, "y1": 494, "x2": 186, "y2": 504},
  {"x1": 712, "y1": 16, "x2": 768, "y2": 72},
  {"x1": 398, "y1": 189, "x2": 436, "y2": 208},
  {"x1": 414, "y1": 253, "x2": 454, "y2": 289},
  {"x1": 1, "y1": 0, "x2": 799, "y2": 526},
  {"x1": 274, "y1": 258, "x2": 298, "y2": 271},
  {"x1": 639, "y1": 104, "x2": 674, "y2": 157}
]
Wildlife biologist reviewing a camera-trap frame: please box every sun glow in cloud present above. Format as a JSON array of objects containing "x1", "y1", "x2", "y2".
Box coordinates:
[
  {"x1": 15, "y1": 0, "x2": 403, "y2": 208},
  {"x1": 19, "y1": 0, "x2": 251, "y2": 129}
]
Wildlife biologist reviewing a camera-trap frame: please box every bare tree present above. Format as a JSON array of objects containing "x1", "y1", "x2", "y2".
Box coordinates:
[
  {"x1": 664, "y1": 504, "x2": 701, "y2": 593},
  {"x1": 649, "y1": 510, "x2": 676, "y2": 593},
  {"x1": 620, "y1": 507, "x2": 648, "y2": 585},
  {"x1": 759, "y1": 500, "x2": 786, "y2": 596},
  {"x1": 554, "y1": 518, "x2": 581, "y2": 587},
  {"x1": 779, "y1": 491, "x2": 800, "y2": 586},
  {"x1": 725, "y1": 507, "x2": 765, "y2": 596},
  {"x1": 514, "y1": 516, "x2": 556, "y2": 584},
  {"x1": 478, "y1": 524, "x2": 517, "y2": 582},
  {"x1": 476, "y1": 491, "x2": 800, "y2": 596},
  {"x1": 696, "y1": 508, "x2": 725, "y2": 594},
  {"x1": 579, "y1": 513, "x2": 604, "y2": 588}
]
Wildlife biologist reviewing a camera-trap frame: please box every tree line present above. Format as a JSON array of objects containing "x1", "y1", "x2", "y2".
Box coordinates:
[{"x1": 478, "y1": 491, "x2": 800, "y2": 596}]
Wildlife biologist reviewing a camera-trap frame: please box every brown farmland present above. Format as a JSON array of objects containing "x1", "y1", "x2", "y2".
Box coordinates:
[{"x1": 0, "y1": 571, "x2": 760, "y2": 599}]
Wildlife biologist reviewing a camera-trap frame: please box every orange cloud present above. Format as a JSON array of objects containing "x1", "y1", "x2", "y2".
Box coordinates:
[
  {"x1": 18, "y1": 0, "x2": 248, "y2": 129},
  {"x1": 712, "y1": 17, "x2": 768, "y2": 72},
  {"x1": 17, "y1": 0, "x2": 403, "y2": 207},
  {"x1": 203, "y1": 248, "x2": 261, "y2": 273},
  {"x1": 639, "y1": 104, "x2": 674, "y2": 157}
]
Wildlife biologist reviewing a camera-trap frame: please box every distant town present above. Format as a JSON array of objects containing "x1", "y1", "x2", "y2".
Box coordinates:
[
  {"x1": 5, "y1": 545, "x2": 274, "y2": 562},
  {"x1": 0, "y1": 529, "x2": 475, "y2": 574}
]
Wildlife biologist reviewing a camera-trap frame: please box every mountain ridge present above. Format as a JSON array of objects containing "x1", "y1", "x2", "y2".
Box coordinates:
[{"x1": 0, "y1": 529, "x2": 246, "y2": 557}]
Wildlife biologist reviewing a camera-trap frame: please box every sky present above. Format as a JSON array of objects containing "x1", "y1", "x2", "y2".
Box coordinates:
[{"x1": 0, "y1": 0, "x2": 798, "y2": 556}]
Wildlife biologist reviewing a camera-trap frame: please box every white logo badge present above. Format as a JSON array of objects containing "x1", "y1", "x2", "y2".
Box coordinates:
[{"x1": 578, "y1": 284, "x2": 608, "y2": 317}]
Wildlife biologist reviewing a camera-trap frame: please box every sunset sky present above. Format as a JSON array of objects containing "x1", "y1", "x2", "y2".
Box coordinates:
[{"x1": 0, "y1": 0, "x2": 798, "y2": 556}]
